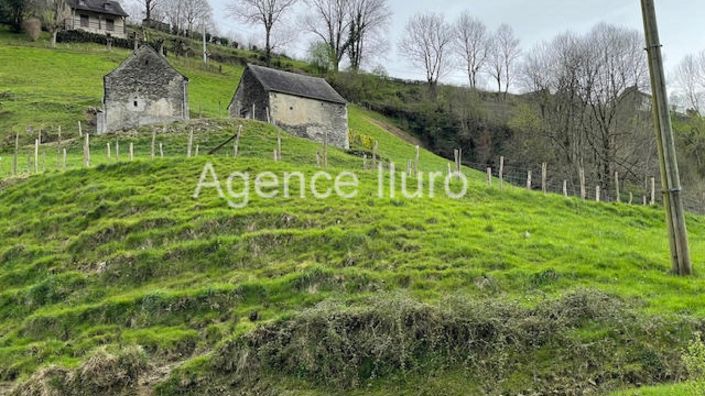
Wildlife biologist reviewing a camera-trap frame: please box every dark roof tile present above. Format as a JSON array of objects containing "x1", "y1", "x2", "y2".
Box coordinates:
[
  {"x1": 247, "y1": 64, "x2": 346, "y2": 104},
  {"x1": 69, "y1": 0, "x2": 128, "y2": 17}
]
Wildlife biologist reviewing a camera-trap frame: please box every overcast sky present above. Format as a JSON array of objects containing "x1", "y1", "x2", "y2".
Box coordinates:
[{"x1": 209, "y1": 0, "x2": 705, "y2": 88}]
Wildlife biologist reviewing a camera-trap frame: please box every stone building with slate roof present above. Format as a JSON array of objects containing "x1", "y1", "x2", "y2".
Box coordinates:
[
  {"x1": 97, "y1": 45, "x2": 189, "y2": 133},
  {"x1": 228, "y1": 64, "x2": 349, "y2": 149},
  {"x1": 66, "y1": 0, "x2": 128, "y2": 38}
]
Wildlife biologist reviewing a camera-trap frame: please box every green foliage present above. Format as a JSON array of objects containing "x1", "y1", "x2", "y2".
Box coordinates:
[
  {"x1": 683, "y1": 333, "x2": 705, "y2": 395},
  {"x1": 307, "y1": 41, "x2": 333, "y2": 74}
]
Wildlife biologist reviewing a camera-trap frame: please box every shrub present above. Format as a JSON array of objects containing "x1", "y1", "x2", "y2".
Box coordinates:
[
  {"x1": 56, "y1": 30, "x2": 133, "y2": 50},
  {"x1": 10, "y1": 346, "x2": 147, "y2": 396},
  {"x1": 22, "y1": 18, "x2": 41, "y2": 42},
  {"x1": 209, "y1": 290, "x2": 690, "y2": 393},
  {"x1": 683, "y1": 333, "x2": 705, "y2": 394}
]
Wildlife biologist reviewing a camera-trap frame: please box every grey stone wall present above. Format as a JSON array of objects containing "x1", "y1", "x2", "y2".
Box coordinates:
[
  {"x1": 98, "y1": 46, "x2": 188, "y2": 133},
  {"x1": 227, "y1": 69, "x2": 270, "y2": 120},
  {"x1": 269, "y1": 92, "x2": 349, "y2": 150}
]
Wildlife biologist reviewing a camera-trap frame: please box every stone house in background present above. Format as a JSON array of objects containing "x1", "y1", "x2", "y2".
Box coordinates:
[
  {"x1": 66, "y1": 0, "x2": 128, "y2": 38},
  {"x1": 97, "y1": 45, "x2": 189, "y2": 133},
  {"x1": 228, "y1": 64, "x2": 349, "y2": 149}
]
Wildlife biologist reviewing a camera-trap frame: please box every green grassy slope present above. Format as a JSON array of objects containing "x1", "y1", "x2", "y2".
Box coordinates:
[{"x1": 1, "y1": 26, "x2": 705, "y2": 395}]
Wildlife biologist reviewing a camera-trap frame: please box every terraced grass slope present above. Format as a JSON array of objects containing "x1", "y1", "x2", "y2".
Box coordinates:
[{"x1": 2, "y1": 26, "x2": 705, "y2": 395}]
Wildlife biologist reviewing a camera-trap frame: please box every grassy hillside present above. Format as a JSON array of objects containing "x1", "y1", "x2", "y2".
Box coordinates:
[{"x1": 2, "y1": 25, "x2": 705, "y2": 395}]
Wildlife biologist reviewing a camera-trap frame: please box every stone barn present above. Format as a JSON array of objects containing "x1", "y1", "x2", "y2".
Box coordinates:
[
  {"x1": 228, "y1": 64, "x2": 349, "y2": 149},
  {"x1": 97, "y1": 45, "x2": 189, "y2": 133}
]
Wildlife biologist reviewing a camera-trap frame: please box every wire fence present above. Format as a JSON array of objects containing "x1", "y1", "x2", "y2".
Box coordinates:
[
  {"x1": 458, "y1": 156, "x2": 705, "y2": 215},
  {"x1": 2, "y1": 131, "x2": 704, "y2": 215}
]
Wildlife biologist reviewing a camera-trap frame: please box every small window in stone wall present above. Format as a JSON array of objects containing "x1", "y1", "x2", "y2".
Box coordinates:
[
  {"x1": 106, "y1": 19, "x2": 114, "y2": 31},
  {"x1": 80, "y1": 15, "x2": 89, "y2": 27}
]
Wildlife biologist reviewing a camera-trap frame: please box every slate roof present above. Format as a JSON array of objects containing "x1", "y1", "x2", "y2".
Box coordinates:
[
  {"x1": 69, "y1": 0, "x2": 128, "y2": 17},
  {"x1": 105, "y1": 45, "x2": 188, "y2": 81},
  {"x1": 247, "y1": 64, "x2": 346, "y2": 105}
]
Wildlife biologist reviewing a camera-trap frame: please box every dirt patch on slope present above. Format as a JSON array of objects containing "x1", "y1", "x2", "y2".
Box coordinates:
[{"x1": 365, "y1": 117, "x2": 423, "y2": 147}]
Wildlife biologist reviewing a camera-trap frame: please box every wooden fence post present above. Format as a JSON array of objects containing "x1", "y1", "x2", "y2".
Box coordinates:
[
  {"x1": 187, "y1": 129, "x2": 194, "y2": 158},
  {"x1": 372, "y1": 141, "x2": 378, "y2": 168},
  {"x1": 129, "y1": 142, "x2": 134, "y2": 161},
  {"x1": 615, "y1": 171, "x2": 620, "y2": 202},
  {"x1": 234, "y1": 125, "x2": 242, "y2": 158},
  {"x1": 629, "y1": 192, "x2": 633, "y2": 205},
  {"x1": 277, "y1": 131, "x2": 282, "y2": 160},
  {"x1": 151, "y1": 130, "x2": 156, "y2": 159},
  {"x1": 62, "y1": 148, "x2": 67, "y2": 171},
  {"x1": 12, "y1": 132, "x2": 18, "y2": 176},
  {"x1": 116, "y1": 140, "x2": 120, "y2": 161},
  {"x1": 541, "y1": 162, "x2": 547, "y2": 194},
  {"x1": 596, "y1": 185, "x2": 601, "y2": 202},
  {"x1": 650, "y1": 177, "x2": 656, "y2": 205},
  {"x1": 316, "y1": 151, "x2": 321, "y2": 167},
  {"x1": 107, "y1": 142, "x2": 111, "y2": 160},
  {"x1": 643, "y1": 195, "x2": 647, "y2": 206},
  {"x1": 195, "y1": 144, "x2": 199, "y2": 157},
  {"x1": 499, "y1": 156, "x2": 504, "y2": 189},
  {"x1": 389, "y1": 161, "x2": 395, "y2": 198},
  {"x1": 526, "y1": 170, "x2": 532, "y2": 190},
  {"x1": 415, "y1": 145, "x2": 420, "y2": 175},
  {"x1": 579, "y1": 167, "x2": 586, "y2": 200},
  {"x1": 252, "y1": 103, "x2": 256, "y2": 119},
  {"x1": 563, "y1": 180, "x2": 568, "y2": 197},
  {"x1": 487, "y1": 167, "x2": 492, "y2": 186},
  {"x1": 458, "y1": 148, "x2": 463, "y2": 172},
  {"x1": 34, "y1": 139, "x2": 39, "y2": 174},
  {"x1": 323, "y1": 130, "x2": 328, "y2": 168},
  {"x1": 273, "y1": 149, "x2": 278, "y2": 161},
  {"x1": 84, "y1": 134, "x2": 90, "y2": 167},
  {"x1": 78, "y1": 121, "x2": 83, "y2": 138},
  {"x1": 453, "y1": 150, "x2": 458, "y2": 174},
  {"x1": 57, "y1": 126, "x2": 62, "y2": 164},
  {"x1": 159, "y1": 143, "x2": 164, "y2": 158}
]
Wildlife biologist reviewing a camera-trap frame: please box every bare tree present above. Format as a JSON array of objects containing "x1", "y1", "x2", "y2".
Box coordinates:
[
  {"x1": 453, "y1": 12, "x2": 488, "y2": 89},
  {"x1": 39, "y1": 0, "x2": 70, "y2": 47},
  {"x1": 164, "y1": 0, "x2": 185, "y2": 33},
  {"x1": 143, "y1": 0, "x2": 160, "y2": 21},
  {"x1": 673, "y1": 51, "x2": 705, "y2": 114},
  {"x1": 304, "y1": 0, "x2": 353, "y2": 72},
  {"x1": 486, "y1": 35, "x2": 502, "y2": 93},
  {"x1": 346, "y1": 0, "x2": 390, "y2": 71},
  {"x1": 229, "y1": 0, "x2": 299, "y2": 63},
  {"x1": 399, "y1": 12, "x2": 453, "y2": 95},
  {"x1": 518, "y1": 23, "x2": 651, "y2": 195},
  {"x1": 580, "y1": 23, "x2": 649, "y2": 190},
  {"x1": 485, "y1": 23, "x2": 521, "y2": 97},
  {"x1": 183, "y1": 0, "x2": 211, "y2": 35}
]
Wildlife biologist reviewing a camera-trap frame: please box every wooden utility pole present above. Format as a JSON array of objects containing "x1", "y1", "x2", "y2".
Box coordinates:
[{"x1": 641, "y1": 0, "x2": 692, "y2": 275}]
